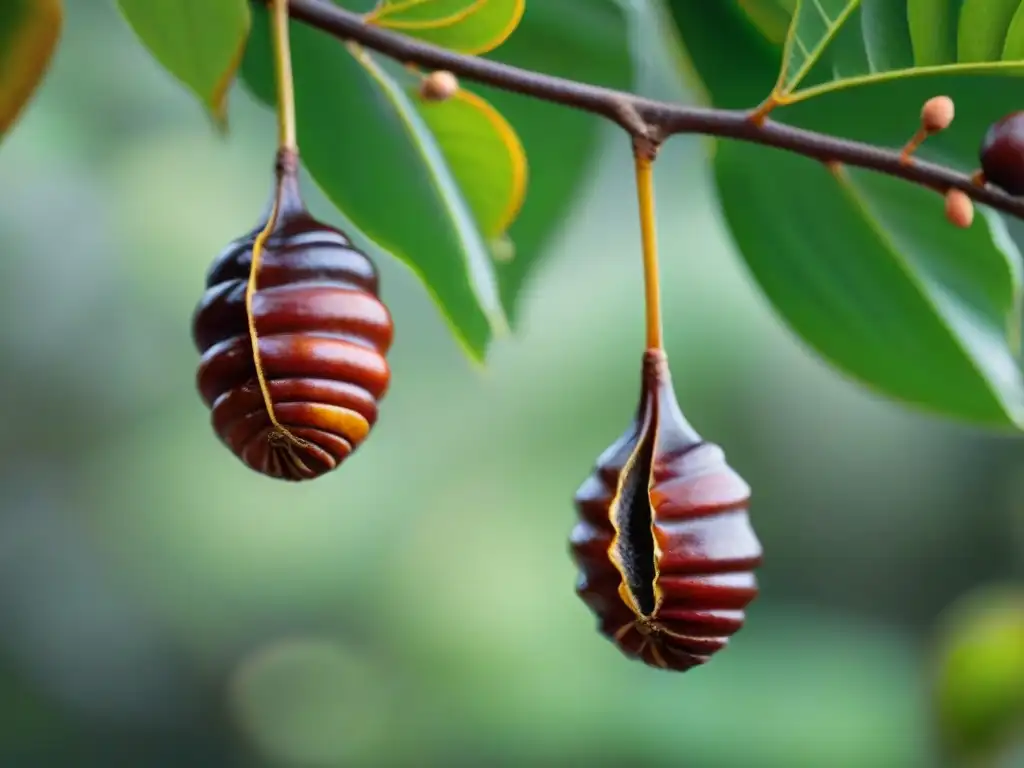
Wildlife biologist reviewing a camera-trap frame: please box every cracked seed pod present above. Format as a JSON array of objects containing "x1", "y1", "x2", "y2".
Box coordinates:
[
  {"x1": 570, "y1": 350, "x2": 762, "y2": 671},
  {"x1": 192, "y1": 152, "x2": 393, "y2": 481}
]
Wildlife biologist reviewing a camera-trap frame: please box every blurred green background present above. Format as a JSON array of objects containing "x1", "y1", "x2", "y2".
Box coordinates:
[{"x1": 1, "y1": 2, "x2": 1023, "y2": 766}]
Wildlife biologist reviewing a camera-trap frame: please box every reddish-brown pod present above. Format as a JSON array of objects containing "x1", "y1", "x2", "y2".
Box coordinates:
[
  {"x1": 570, "y1": 350, "x2": 762, "y2": 671},
  {"x1": 192, "y1": 150, "x2": 394, "y2": 481},
  {"x1": 979, "y1": 111, "x2": 1024, "y2": 196}
]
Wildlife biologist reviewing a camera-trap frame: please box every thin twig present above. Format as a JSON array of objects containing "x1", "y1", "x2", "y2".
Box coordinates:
[{"x1": 271, "y1": 0, "x2": 1024, "y2": 220}]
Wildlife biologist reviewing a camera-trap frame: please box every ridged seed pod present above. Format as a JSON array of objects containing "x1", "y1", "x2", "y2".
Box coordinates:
[
  {"x1": 192, "y1": 151, "x2": 393, "y2": 481},
  {"x1": 570, "y1": 350, "x2": 762, "y2": 671}
]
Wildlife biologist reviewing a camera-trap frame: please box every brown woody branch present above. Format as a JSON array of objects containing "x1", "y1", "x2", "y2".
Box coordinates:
[{"x1": 276, "y1": 0, "x2": 1024, "y2": 221}]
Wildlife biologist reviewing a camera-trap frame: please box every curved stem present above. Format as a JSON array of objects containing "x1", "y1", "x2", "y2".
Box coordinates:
[
  {"x1": 633, "y1": 141, "x2": 663, "y2": 351},
  {"x1": 245, "y1": 1, "x2": 306, "y2": 450},
  {"x1": 271, "y1": 0, "x2": 298, "y2": 150},
  {"x1": 270, "y1": 0, "x2": 1024, "y2": 222},
  {"x1": 245, "y1": 186, "x2": 283, "y2": 430},
  {"x1": 245, "y1": 165, "x2": 311, "y2": 449}
]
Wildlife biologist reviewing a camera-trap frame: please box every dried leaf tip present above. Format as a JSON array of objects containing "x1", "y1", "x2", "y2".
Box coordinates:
[{"x1": 419, "y1": 70, "x2": 459, "y2": 102}]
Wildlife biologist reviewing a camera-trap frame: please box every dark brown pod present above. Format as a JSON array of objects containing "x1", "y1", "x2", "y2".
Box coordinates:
[
  {"x1": 979, "y1": 111, "x2": 1024, "y2": 196},
  {"x1": 191, "y1": 151, "x2": 394, "y2": 481},
  {"x1": 570, "y1": 350, "x2": 762, "y2": 671}
]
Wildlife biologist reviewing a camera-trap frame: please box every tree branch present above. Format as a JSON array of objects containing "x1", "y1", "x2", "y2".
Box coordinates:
[{"x1": 278, "y1": 0, "x2": 1024, "y2": 221}]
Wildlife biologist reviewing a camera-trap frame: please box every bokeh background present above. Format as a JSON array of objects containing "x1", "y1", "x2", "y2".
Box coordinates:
[{"x1": 1, "y1": 2, "x2": 1023, "y2": 766}]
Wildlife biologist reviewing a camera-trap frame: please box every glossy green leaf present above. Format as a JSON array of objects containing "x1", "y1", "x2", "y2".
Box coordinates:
[
  {"x1": 775, "y1": 0, "x2": 859, "y2": 95},
  {"x1": 340, "y1": 0, "x2": 380, "y2": 12},
  {"x1": 829, "y1": 6, "x2": 872, "y2": 78},
  {"x1": 1000, "y1": 0, "x2": 1024, "y2": 60},
  {"x1": 777, "y1": 0, "x2": 1024, "y2": 103},
  {"x1": 715, "y1": 141, "x2": 1024, "y2": 425},
  {"x1": 736, "y1": 0, "x2": 795, "y2": 44},
  {"x1": 666, "y1": 0, "x2": 1024, "y2": 427},
  {"x1": 933, "y1": 585, "x2": 1024, "y2": 762},
  {"x1": 472, "y1": 0, "x2": 633, "y2": 324},
  {"x1": 665, "y1": 0, "x2": 782, "y2": 108},
  {"x1": 0, "y1": 0, "x2": 62, "y2": 141},
  {"x1": 860, "y1": 0, "x2": 914, "y2": 71},
  {"x1": 116, "y1": 0, "x2": 250, "y2": 126},
  {"x1": 410, "y1": 82, "x2": 527, "y2": 238},
  {"x1": 776, "y1": 61, "x2": 1024, "y2": 180},
  {"x1": 242, "y1": 6, "x2": 505, "y2": 360},
  {"x1": 957, "y1": 0, "x2": 1020, "y2": 61},
  {"x1": 370, "y1": 0, "x2": 477, "y2": 17},
  {"x1": 367, "y1": 0, "x2": 525, "y2": 55},
  {"x1": 908, "y1": 0, "x2": 961, "y2": 65},
  {"x1": 678, "y1": 0, "x2": 1024, "y2": 183}
]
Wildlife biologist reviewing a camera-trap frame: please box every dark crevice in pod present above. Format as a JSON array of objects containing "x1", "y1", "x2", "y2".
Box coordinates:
[{"x1": 613, "y1": 378, "x2": 659, "y2": 618}]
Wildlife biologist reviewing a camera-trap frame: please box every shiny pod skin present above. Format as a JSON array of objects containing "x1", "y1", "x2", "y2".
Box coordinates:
[
  {"x1": 570, "y1": 350, "x2": 762, "y2": 671},
  {"x1": 192, "y1": 153, "x2": 393, "y2": 481},
  {"x1": 980, "y1": 111, "x2": 1024, "y2": 196}
]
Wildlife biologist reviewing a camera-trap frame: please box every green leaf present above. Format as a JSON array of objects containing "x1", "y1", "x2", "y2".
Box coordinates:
[
  {"x1": 715, "y1": 141, "x2": 1024, "y2": 426},
  {"x1": 908, "y1": 0, "x2": 961, "y2": 65},
  {"x1": 957, "y1": 0, "x2": 1020, "y2": 61},
  {"x1": 474, "y1": 0, "x2": 633, "y2": 324},
  {"x1": 367, "y1": 0, "x2": 525, "y2": 55},
  {"x1": 933, "y1": 585, "x2": 1024, "y2": 762},
  {"x1": 116, "y1": 0, "x2": 250, "y2": 126},
  {"x1": 829, "y1": 6, "x2": 872, "y2": 78},
  {"x1": 860, "y1": 0, "x2": 915, "y2": 71},
  {"x1": 370, "y1": 0, "x2": 477, "y2": 17},
  {"x1": 766, "y1": 0, "x2": 1024, "y2": 103},
  {"x1": 736, "y1": 0, "x2": 795, "y2": 44},
  {"x1": 0, "y1": 0, "x2": 62, "y2": 142},
  {"x1": 775, "y1": 0, "x2": 860, "y2": 96},
  {"x1": 1003, "y1": 2, "x2": 1024, "y2": 60},
  {"x1": 697, "y1": 1, "x2": 1024, "y2": 179},
  {"x1": 666, "y1": 0, "x2": 1024, "y2": 427},
  {"x1": 776, "y1": 64, "x2": 1024, "y2": 179},
  {"x1": 242, "y1": 5, "x2": 505, "y2": 360},
  {"x1": 665, "y1": 0, "x2": 782, "y2": 108},
  {"x1": 410, "y1": 82, "x2": 527, "y2": 238}
]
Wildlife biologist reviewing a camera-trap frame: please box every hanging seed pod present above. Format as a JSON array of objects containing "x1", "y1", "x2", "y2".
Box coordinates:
[
  {"x1": 192, "y1": 150, "x2": 393, "y2": 481},
  {"x1": 570, "y1": 350, "x2": 762, "y2": 671}
]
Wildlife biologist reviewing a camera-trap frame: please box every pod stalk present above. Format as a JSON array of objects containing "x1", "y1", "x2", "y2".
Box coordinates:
[
  {"x1": 270, "y1": 0, "x2": 298, "y2": 152},
  {"x1": 633, "y1": 140, "x2": 663, "y2": 352}
]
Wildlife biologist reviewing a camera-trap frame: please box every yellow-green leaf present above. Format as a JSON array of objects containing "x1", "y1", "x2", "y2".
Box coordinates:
[
  {"x1": 957, "y1": 0, "x2": 1020, "y2": 62},
  {"x1": 775, "y1": 0, "x2": 860, "y2": 96},
  {"x1": 116, "y1": 0, "x2": 251, "y2": 126},
  {"x1": 768, "y1": 0, "x2": 1024, "y2": 104},
  {"x1": 241, "y1": 9, "x2": 509, "y2": 360},
  {"x1": 0, "y1": 0, "x2": 62, "y2": 141},
  {"x1": 907, "y1": 0, "x2": 958, "y2": 65},
  {"x1": 368, "y1": 0, "x2": 481, "y2": 27},
  {"x1": 737, "y1": 0, "x2": 795, "y2": 45},
  {"x1": 367, "y1": 0, "x2": 524, "y2": 55},
  {"x1": 1004, "y1": 2, "x2": 1024, "y2": 60},
  {"x1": 413, "y1": 84, "x2": 527, "y2": 238}
]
